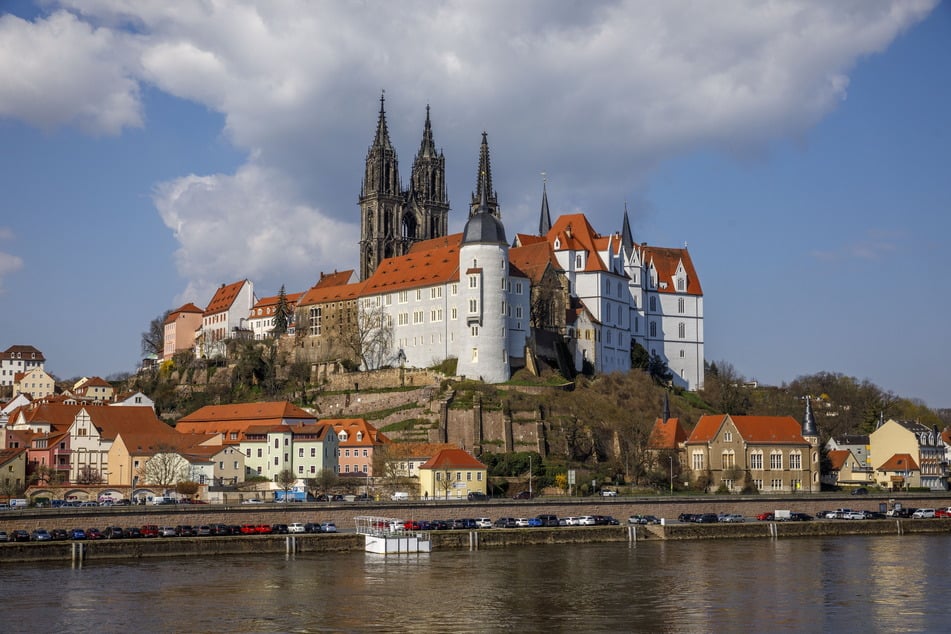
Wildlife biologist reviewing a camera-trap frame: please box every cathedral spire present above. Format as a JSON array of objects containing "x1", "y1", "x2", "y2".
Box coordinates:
[
  {"x1": 538, "y1": 175, "x2": 552, "y2": 236},
  {"x1": 470, "y1": 131, "x2": 499, "y2": 218},
  {"x1": 621, "y1": 202, "x2": 634, "y2": 252},
  {"x1": 373, "y1": 90, "x2": 392, "y2": 150},
  {"x1": 662, "y1": 390, "x2": 671, "y2": 424},
  {"x1": 417, "y1": 104, "x2": 436, "y2": 159}
]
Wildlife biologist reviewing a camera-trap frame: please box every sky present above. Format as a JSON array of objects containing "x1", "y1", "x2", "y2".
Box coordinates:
[{"x1": 0, "y1": 1, "x2": 948, "y2": 408}]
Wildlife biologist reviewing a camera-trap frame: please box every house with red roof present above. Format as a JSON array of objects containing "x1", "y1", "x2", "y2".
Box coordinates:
[
  {"x1": 197, "y1": 279, "x2": 256, "y2": 358},
  {"x1": 417, "y1": 447, "x2": 487, "y2": 500},
  {"x1": 249, "y1": 289, "x2": 303, "y2": 340},
  {"x1": 163, "y1": 302, "x2": 204, "y2": 360},
  {"x1": 869, "y1": 418, "x2": 947, "y2": 490},
  {"x1": 683, "y1": 400, "x2": 820, "y2": 493},
  {"x1": 294, "y1": 271, "x2": 364, "y2": 365},
  {"x1": 329, "y1": 418, "x2": 389, "y2": 478},
  {"x1": 824, "y1": 449, "x2": 873, "y2": 488},
  {"x1": 72, "y1": 376, "x2": 114, "y2": 402}
]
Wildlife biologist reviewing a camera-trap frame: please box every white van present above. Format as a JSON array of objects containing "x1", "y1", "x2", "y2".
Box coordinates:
[{"x1": 391, "y1": 492, "x2": 409, "y2": 501}]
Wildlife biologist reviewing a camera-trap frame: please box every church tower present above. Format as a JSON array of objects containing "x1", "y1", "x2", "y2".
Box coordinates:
[
  {"x1": 360, "y1": 96, "x2": 450, "y2": 280},
  {"x1": 469, "y1": 132, "x2": 500, "y2": 219},
  {"x1": 408, "y1": 105, "x2": 450, "y2": 243}
]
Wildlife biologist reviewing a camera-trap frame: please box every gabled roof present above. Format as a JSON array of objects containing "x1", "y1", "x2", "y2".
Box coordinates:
[
  {"x1": 297, "y1": 280, "x2": 366, "y2": 308},
  {"x1": 642, "y1": 246, "x2": 703, "y2": 296},
  {"x1": 204, "y1": 280, "x2": 249, "y2": 316},
  {"x1": 251, "y1": 291, "x2": 303, "y2": 313},
  {"x1": 80, "y1": 406, "x2": 174, "y2": 442},
  {"x1": 509, "y1": 240, "x2": 564, "y2": 285},
  {"x1": 328, "y1": 419, "x2": 389, "y2": 447},
  {"x1": 10, "y1": 403, "x2": 86, "y2": 431},
  {"x1": 687, "y1": 414, "x2": 807, "y2": 445},
  {"x1": 314, "y1": 270, "x2": 355, "y2": 288},
  {"x1": 419, "y1": 448, "x2": 486, "y2": 470},
  {"x1": 647, "y1": 417, "x2": 688, "y2": 450},
  {"x1": 877, "y1": 453, "x2": 919, "y2": 472},
  {"x1": 383, "y1": 442, "x2": 457, "y2": 460},
  {"x1": 75, "y1": 376, "x2": 111, "y2": 390},
  {"x1": 826, "y1": 449, "x2": 853, "y2": 471},
  {"x1": 242, "y1": 423, "x2": 336, "y2": 441},
  {"x1": 833, "y1": 434, "x2": 869, "y2": 446},
  {"x1": 0, "y1": 447, "x2": 27, "y2": 466},
  {"x1": 408, "y1": 233, "x2": 463, "y2": 254},
  {"x1": 360, "y1": 242, "x2": 461, "y2": 295},
  {"x1": 165, "y1": 303, "x2": 204, "y2": 324},
  {"x1": 547, "y1": 214, "x2": 610, "y2": 273}
]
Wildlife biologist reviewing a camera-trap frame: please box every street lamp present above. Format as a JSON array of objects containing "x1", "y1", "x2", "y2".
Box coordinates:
[{"x1": 669, "y1": 456, "x2": 674, "y2": 494}]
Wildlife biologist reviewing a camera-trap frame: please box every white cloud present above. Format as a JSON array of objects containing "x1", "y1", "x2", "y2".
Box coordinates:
[
  {"x1": 809, "y1": 228, "x2": 903, "y2": 262},
  {"x1": 152, "y1": 164, "x2": 358, "y2": 305},
  {"x1": 0, "y1": 10, "x2": 142, "y2": 135},
  {"x1": 3, "y1": 1, "x2": 938, "y2": 297}
]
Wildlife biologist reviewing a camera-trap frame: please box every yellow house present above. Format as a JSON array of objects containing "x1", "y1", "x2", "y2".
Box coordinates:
[
  {"x1": 13, "y1": 367, "x2": 55, "y2": 399},
  {"x1": 869, "y1": 419, "x2": 947, "y2": 490},
  {"x1": 418, "y1": 448, "x2": 487, "y2": 500},
  {"x1": 825, "y1": 449, "x2": 873, "y2": 488}
]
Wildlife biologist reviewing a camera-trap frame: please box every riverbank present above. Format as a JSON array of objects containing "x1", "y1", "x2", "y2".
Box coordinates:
[{"x1": 3, "y1": 519, "x2": 951, "y2": 564}]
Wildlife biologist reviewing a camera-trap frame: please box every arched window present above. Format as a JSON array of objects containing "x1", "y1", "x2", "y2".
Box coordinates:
[{"x1": 401, "y1": 213, "x2": 418, "y2": 239}]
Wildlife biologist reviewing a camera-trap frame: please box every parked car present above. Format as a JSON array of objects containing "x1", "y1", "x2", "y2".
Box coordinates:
[
  {"x1": 912, "y1": 508, "x2": 936, "y2": 519},
  {"x1": 125, "y1": 527, "x2": 143, "y2": 538},
  {"x1": 577, "y1": 515, "x2": 596, "y2": 526},
  {"x1": 50, "y1": 528, "x2": 69, "y2": 540},
  {"x1": 288, "y1": 523, "x2": 306, "y2": 534},
  {"x1": 467, "y1": 492, "x2": 488, "y2": 501},
  {"x1": 86, "y1": 528, "x2": 104, "y2": 540},
  {"x1": 254, "y1": 525, "x2": 273, "y2": 534},
  {"x1": 271, "y1": 524, "x2": 289, "y2": 534},
  {"x1": 104, "y1": 527, "x2": 125, "y2": 539},
  {"x1": 12, "y1": 529, "x2": 31, "y2": 542},
  {"x1": 495, "y1": 517, "x2": 517, "y2": 528},
  {"x1": 536, "y1": 514, "x2": 559, "y2": 527},
  {"x1": 599, "y1": 490, "x2": 618, "y2": 497},
  {"x1": 512, "y1": 491, "x2": 535, "y2": 500},
  {"x1": 140, "y1": 525, "x2": 159, "y2": 538},
  {"x1": 934, "y1": 507, "x2": 951, "y2": 518},
  {"x1": 790, "y1": 512, "x2": 814, "y2": 522},
  {"x1": 195, "y1": 526, "x2": 213, "y2": 537},
  {"x1": 31, "y1": 529, "x2": 52, "y2": 541},
  {"x1": 514, "y1": 517, "x2": 531, "y2": 528},
  {"x1": 842, "y1": 511, "x2": 866, "y2": 520},
  {"x1": 863, "y1": 511, "x2": 887, "y2": 520},
  {"x1": 679, "y1": 513, "x2": 698, "y2": 523},
  {"x1": 720, "y1": 514, "x2": 746, "y2": 523},
  {"x1": 0, "y1": 531, "x2": 7, "y2": 542},
  {"x1": 756, "y1": 512, "x2": 774, "y2": 521},
  {"x1": 69, "y1": 528, "x2": 87, "y2": 540},
  {"x1": 527, "y1": 517, "x2": 544, "y2": 527},
  {"x1": 851, "y1": 487, "x2": 869, "y2": 496},
  {"x1": 696, "y1": 513, "x2": 719, "y2": 524},
  {"x1": 475, "y1": 517, "x2": 493, "y2": 529},
  {"x1": 158, "y1": 526, "x2": 177, "y2": 537},
  {"x1": 175, "y1": 525, "x2": 195, "y2": 537},
  {"x1": 303, "y1": 523, "x2": 321, "y2": 533},
  {"x1": 319, "y1": 522, "x2": 337, "y2": 533},
  {"x1": 599, "y1": 515, "x2": 621, "y2": 525}
]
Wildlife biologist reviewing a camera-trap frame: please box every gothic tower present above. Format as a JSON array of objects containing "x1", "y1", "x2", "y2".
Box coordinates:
[
  {"x1": 360, "y1": 95, "x2": 450, "y2": 280},
  {"x1": 469, "y1": 132, "x2": 500, "y2": 219}
]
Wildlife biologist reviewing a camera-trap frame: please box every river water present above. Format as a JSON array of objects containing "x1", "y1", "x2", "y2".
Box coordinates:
[{"x1": 4, "y1": 534, "x2": 949, "y2": 633}]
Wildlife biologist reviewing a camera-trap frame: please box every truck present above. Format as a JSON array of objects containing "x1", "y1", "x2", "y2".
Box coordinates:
[
  {"x1": 9, "y1": 498, "x2": 29, "y2": 508},
  {"x1": 774, "y1": 509, "x2": 792, "y2": 521}
]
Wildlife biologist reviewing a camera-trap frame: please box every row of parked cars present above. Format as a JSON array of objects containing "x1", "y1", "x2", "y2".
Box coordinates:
[{"x1": 0, "y1": 521, "x2": 339, "y2": 542}]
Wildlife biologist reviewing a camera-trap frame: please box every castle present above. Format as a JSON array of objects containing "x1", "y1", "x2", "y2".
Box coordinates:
[{"x1": 349, "y1": 95, "x2": 704, "y2": 388}]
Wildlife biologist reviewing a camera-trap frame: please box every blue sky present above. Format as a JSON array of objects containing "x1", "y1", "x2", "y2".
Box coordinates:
[{"x1": 0, "y1": 1, "x2": 948, "y2": 408}]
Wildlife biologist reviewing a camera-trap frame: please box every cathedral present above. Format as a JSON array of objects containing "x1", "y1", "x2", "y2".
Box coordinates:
[{"x1": 345, "y1": 94, "x2": 705, "y2": 388}]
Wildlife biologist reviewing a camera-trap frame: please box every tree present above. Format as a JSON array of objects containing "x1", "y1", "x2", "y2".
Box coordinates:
[
  {"x1": 29, "y1": 464, "x2": 64, "y2": 486},
  {"x1": 347, "y1": 302, "x2": 393, "y2": 370},
  {"x1": 76, "y1": 465, "x2": 103, "y2": 485},
  {"x1": 305, "y1": 469, "x2": 338, "y2": 499},
  {"x1": 139, "y1": 447, "x2": 189, "y2": 492},
  {"x1": 175, "y1": 480, "x2": 200, "y2": 500},
  {"x1": 702, "y1": 361, "x2": 751, "y2": 414},
  {"x1": 142, "y1": 310, "x2": 170, "y2": 357},
  {"x1": 272, "y1": 285, "x2": 291, "y2": 337},
  {"x1": 437, "y1": 469, "x2": 454, "y2": 500},
  {"x1": 276, "y1": 469, "x2": 297, "y2": 501},
  {"x1": 630, "y1": 340, "x2": 650, "y2": 371},
  {"x1": 647, "y1": 351, "x2": 673, "y2": 385}
]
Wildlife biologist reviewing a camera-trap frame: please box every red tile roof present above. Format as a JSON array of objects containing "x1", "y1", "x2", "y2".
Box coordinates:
[
  {"x1": 643, "y1": 246, "x2": 703, "y2": 296},
  {"x1": 687, "y1": 414, "x2": 807, "y2": 445},
  {"x1": 547, "y1": 214, "x2": 610, "y2": 272},
  {"x1": 165, "y1": 303, "x2": 204, "y2": 324},
  {"x1": 177, "y1": 401, "x2": 315, "y2": 424},
  {"x1": 251, "y1": 292, "x2": 303, "y2": 314},
  {"x1": 408, "y1": 233, "x2": 464, "y2": 254},
  {"x1": 509, "y1": 240, "x2": 564, "y2": 285},
  {"x1": 876, "y1": 453, "x2": 919, "y2": 472},
  {"x1": 0, "y1": 447, "x2": 27, "y2": 466},
  {"x1": 360, "y1": 243, "x2": 461, "y2": 295},
  {"x1": 647, "y1": 418, "x2": 688, "y2": 450},
  {"x1": 297, "y1": 280, "x2": 366, "y2": 307},
  {"x1": 1, "y1": 345, "x2": 45, "y2": 361},
  {"x1": 204, "y1": 280, "x2": 250, "y2": 316},
  {"x1": 826, "y1": 449, "x2": 852, "y2": 471},
  {"x1": 314, "y1": 270, "x2": 355, "y2": 288},
  {"x1": 419, "y1": 448, "x2": 487, "y2": 470},
  {"x1": 328, "y1": 419, "x2": 389, "y2": 447}
]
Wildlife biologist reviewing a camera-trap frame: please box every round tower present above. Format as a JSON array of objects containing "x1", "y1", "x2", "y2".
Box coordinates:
[{"x1": 456, "y1": 159, "x2": 509, "y2": 383}]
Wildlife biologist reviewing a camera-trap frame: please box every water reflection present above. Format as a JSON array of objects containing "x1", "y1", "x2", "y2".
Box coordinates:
[{"x1": 4, "y1": 535, "x2": 951, "y2": 632}]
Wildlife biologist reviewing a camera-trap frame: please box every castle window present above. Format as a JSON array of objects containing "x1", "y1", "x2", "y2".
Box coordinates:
[
  {"x1": 649, "y1": 296, "x2": 657, "y2": 312},
  {"x1": 471, "y1": 348, "x2": 478, "y2": 362},
  {"x1": 469, "y1": 299, "x2": 478, "y2": 313},
  {"x1": 750, "y1": 451, "x2": 763, "y2": 470},
  {"x1": 399, "y1": 291, "x2": 408, "y2": 303},
  {"x1": 451, "y1": 307, "x2": 458, "y2": 320},
  {"x1": 677, "y1": 277, "x2": 685, "y2": 291},
  {"x1": 451, "y1": 283, "x2": 458, "y2": 295},
  {"x1": 770, "y1": 452, "x2": 783, "y2": 470},
  {"x1": 649, "y1": 322, "x2": 657, "y2": 337},
  {"x1": 469, "y1": 275, "x2": 479, "y2": 289},
  {"x1": 678, "y1": 297, "x2": 685, "y2": 313},
  {"x1": 416, "y1": 289, "x2": 422, "y2": 301},
  {"x1": 575, "y1": 254, "x2": 582, "y2": 268},
  {"x1": 790, "y1": 452, "x2": 802, "y2": 470},
  {"x1": 471, "y1": 326, "x2": 479, "y2": 336},
  {"x1": 678, "y1": 323, "x2": 686, "y2": 339},
  {"x1": 515, "y1": 282, "x2": 523, "y2": 294}
]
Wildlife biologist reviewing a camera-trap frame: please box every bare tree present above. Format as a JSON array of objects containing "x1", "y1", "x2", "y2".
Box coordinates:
[
  {"x1": 139, "y1": 447, "x2": 189, "y2": 492},
  {"x1": 276, "y1": 469, "x2": 297, "y2": 501},
  {"x1": 305, "y1": 469, "x2": 338, "y2": 499},
  {"x1": 76, "y1": 465, "x2": 103, "y2": 485},
  {"x1": 347, "y1": 302, "x2": 393, "y2": 370},
  {"x1": 175, "y1": 480, "x2": 200, "y2": 500},
  {"x1": 438, "y1": 469, "x2": 454, "y2": 500},
  {"x1": 142, "y1": 310, "x2": 170, "y2": 357}
]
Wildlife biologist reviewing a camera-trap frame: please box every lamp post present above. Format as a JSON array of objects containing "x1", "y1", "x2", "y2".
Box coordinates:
[
  {"x1": 669, "y1": 456, "x2": 674, "y2": 494},
  {"x1": 529, "y1": 454, "x2": 533, "y2": 497}
]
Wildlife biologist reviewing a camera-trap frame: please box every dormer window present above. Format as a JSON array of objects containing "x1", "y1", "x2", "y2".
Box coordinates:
[
  {"x1": 356, "y1": 431, "x2": 363, "y2": 441},
  {"x1": 677, "y1": 277, "x2": 685, "y2": 291},
  {"x1": 575, "y1": 254, "x2": 583, "y2": 268},
  {"x1": 338, "y1": 431, "x2": 348, "y2": 441}
]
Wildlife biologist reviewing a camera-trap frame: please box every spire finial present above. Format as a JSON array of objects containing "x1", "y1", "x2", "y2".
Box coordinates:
[
  {"x1": 538, "y1": 172, "x2": 552, "y2": 236},
  {"x1": 802, "y1": 396, "x2": 818, "y2": 437}
]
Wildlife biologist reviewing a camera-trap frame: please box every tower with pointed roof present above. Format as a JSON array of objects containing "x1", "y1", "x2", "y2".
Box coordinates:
[
  {"x1": 359, "y1": 94, "x2": 449, "y2": 280},
  {"x1": 469, "y1": 132, "x2": 500, "y2": 219},
  {"x1": 538, "y1": 178, "x2": 552, "y2": 236}
]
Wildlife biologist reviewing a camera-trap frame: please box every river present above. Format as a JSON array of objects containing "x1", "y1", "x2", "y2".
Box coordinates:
[{"x1": 4, "y1": 534, "x2": 948, "y2": 632}]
